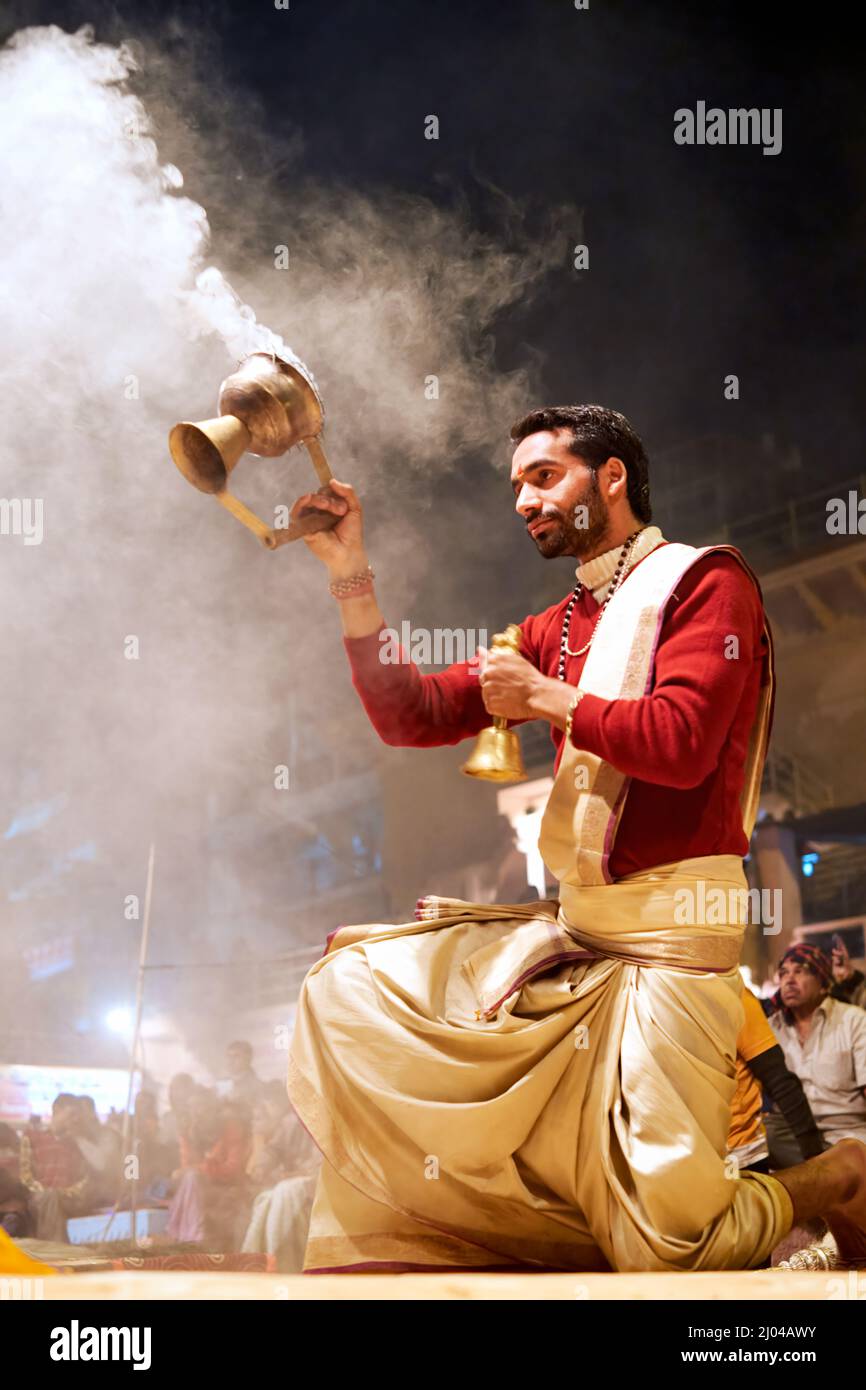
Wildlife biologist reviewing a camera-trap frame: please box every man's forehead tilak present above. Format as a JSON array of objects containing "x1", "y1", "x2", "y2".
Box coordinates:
[{"x1": 510, "y1": 456, "x2": 560, "y2": 490}]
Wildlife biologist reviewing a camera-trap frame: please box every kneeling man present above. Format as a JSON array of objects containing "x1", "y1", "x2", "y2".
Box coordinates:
[{"x1": 287, "y1": 404, "x2": 866, "y2": 1273}]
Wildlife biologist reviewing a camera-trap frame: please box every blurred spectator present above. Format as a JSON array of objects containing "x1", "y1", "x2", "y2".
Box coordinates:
[
  {"x1": 0, "y1": 1124, "x2": 31, "y2": 1239},
  {"x1": 198, "y1": 1100, "x2": 251, "y2": 1188},
  {"x1": 829, "y1": 935, "x2": 866, "y2": 1010},
  {"x1": 19, "y1": 1094, "x2": 88, "y2": 1241},
  {"x1": 166, "y1": 1092, "x2": 253, "y2": 1248},
  {"x1": 133, "y1": 1088, "x2": 158, "y2": 1128},
  {"x1": 247, "y1": 1082, "x2": 319, "y2": 1185},
  {"x1": 242, "y1": 1090, "x2": 320, "y2": 1272},
  {"x1": 70, "y1": 1096, "x2": 122, "y2": 1206},
  {"x1": 247, "y1": 1082, "x2": 291, "y2": 1185},
  {"x1": 181, "y1": 1086, "x2": 222, "y2": 1165},
  {"x1": 766, "y1": 944, "x2": 866, "y2": 1162},
  {"x1": 160, "y1": 1072, "x2": 196, "y2": 1151},
  {"x1": 132, "y1": 1090, "x2": 176, "y2": 1199},
  {"x1": 0, "y1": 1123, "x2": 19, "y2": 1178},
  {"x1": 225, "y1": 1040, "x2": 265, "y2": 1108}
]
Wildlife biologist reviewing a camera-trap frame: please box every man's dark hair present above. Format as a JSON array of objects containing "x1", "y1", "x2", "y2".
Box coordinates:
[
  {"x1": 52, "y1": 1092, "x2": 78, "y2": 1112},
  {"x1": 227, "y1": 1039, "x2": 253, "y2": 1060},
  {"x1": 509, "y1": 404, "x2": 652, "y2": 524}
]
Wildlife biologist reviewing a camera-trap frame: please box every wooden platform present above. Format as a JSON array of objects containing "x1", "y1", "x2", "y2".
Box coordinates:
[{"x1": 39, "y1": 1268, "x2": 859, "y2": 1300}]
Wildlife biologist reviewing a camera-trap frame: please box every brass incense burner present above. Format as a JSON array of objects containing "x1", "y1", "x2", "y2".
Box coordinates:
[
  {"x1": 460, "y1": 625, "x2": 527, "y2": 782},
  {"x1": 169, "y1": 350, "x2": 340, "y2": 550}
]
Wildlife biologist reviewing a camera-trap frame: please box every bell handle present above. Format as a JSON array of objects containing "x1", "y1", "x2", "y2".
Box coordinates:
[
  {"x1": 490, "y1": 623, "x2": 523, "y2": 655},
  {"x1": 485, "y1": 625, "x2": 522, "y2": 729}
]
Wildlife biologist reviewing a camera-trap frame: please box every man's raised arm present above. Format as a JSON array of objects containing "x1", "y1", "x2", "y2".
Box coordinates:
[{"x1": 292, "y1": 480, "x2": 500, "y2": 747}]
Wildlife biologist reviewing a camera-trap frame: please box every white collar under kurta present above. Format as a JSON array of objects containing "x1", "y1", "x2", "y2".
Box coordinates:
[{"x1": 575, "y1": 524, "x2": 664, "y2": 602}]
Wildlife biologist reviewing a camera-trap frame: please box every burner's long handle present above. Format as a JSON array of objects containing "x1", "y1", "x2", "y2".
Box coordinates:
[
  {"x1": 268, "y1": 506, "x2": 341, "y2": 547},
  {"x1": 262, "y1": 432, "x2": 342, "y2": 545},
  {"x1": 216, "y1": 489, "x2": 276, "y2": 547},
  {"x1": 215, "y1": 435, "x2": 340, "y2": 550},
  {"x1": 303, "y1": 436, "x2": 333, "y2": 486}
]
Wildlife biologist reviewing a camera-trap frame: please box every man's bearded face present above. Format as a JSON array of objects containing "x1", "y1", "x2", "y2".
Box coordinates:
[
  {"x1": 526, "y1": 466, "x2": 609, "y2": 559},
  {"x1": 511, "y1": 430, "x2": 612, "y2": 560}
]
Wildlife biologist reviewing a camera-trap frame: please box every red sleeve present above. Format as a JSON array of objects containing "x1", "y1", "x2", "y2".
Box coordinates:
[
  {"x1": 568, "y1": 553, "x2": 765, "y2": 790},
  {"x1": 344, "y1": 612, "x2": 544, "y2": 748}
]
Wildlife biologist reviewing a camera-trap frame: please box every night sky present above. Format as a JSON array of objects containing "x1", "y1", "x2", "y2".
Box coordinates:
[
  {"x1": 5, "y1": 0, "x2": 861, "y2": 467},
  {"x1": 4, "y1": 0, "x2": 862, "y2": 477}
]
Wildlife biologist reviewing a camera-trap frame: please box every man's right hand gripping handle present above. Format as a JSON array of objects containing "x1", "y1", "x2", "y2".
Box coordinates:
[{"x1": 291, "y1": 479, "x2": 383, "y2": 637}]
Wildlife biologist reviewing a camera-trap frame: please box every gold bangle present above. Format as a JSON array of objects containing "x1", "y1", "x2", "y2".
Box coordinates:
[
  {"x1": 564, "y1": 689, "x2": 585, "y2": 744},
  {"x1": 328, "y1": 564, "x2": 375, "y2": 598}
]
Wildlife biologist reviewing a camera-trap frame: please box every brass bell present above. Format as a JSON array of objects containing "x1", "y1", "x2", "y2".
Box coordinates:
[{"x1": 460, "y1": 624, "x2": 527, "y2": 783}]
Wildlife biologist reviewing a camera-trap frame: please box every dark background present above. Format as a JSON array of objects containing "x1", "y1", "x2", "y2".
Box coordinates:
[{"x1": 3, "y1": 0, "x2": 862, "y2": 488}]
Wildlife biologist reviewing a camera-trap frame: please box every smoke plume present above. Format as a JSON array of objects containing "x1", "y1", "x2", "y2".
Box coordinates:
[{"x1": 0, "y1": 23, "x2": 571, "y2": 1066}]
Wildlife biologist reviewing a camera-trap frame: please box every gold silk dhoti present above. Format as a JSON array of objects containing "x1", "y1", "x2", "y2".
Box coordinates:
[
  {"x1": 287, "y1": 855, "x2": 792, "y2": 1272},
  {"x1": 288, "y1": 539, "x2": 792, "y2": 1271}
]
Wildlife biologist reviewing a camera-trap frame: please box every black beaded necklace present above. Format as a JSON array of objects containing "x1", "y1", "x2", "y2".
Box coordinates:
[{"x1": 556, "y1": 530, "x2": 643, "y2": 681}]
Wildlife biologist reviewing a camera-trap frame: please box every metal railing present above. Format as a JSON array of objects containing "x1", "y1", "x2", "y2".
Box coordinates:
[
  {"x1": 762, "y1": 747, "x2": 834, "y2": 817},
  {"x1": 802, "y1": 843, "x2": 866, "y2": 923},
  {"x1": 667, "y1": 470, "x2": 866, "y2": 574}
]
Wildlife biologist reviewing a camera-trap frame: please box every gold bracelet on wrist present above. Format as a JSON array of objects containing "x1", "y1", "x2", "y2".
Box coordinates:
[
  {"x1": 328, "y1": 564, "x2": 374, "y2": 598},
  {"x1": 564, "y1": 688, "x2": 585, "y2": 744}
]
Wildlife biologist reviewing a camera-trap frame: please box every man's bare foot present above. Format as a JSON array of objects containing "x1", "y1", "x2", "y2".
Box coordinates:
[{"x1": 825, "y1": 1139, "x2": 866, "y2": 1266}]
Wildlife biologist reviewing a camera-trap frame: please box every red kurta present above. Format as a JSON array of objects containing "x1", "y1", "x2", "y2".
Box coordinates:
[{"x1": 343, "y1": 547, "x2": 769, "y2": 878}]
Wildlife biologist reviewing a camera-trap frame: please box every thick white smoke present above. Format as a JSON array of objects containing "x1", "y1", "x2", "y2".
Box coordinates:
[{"x1": 0, "y1": 24, "x2": 572, "y2": 1067}]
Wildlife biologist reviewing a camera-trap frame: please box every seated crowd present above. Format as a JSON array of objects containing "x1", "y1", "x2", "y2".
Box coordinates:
[{"x1": 0, "y1": 1039, "x2": 320, "y2": 1272}]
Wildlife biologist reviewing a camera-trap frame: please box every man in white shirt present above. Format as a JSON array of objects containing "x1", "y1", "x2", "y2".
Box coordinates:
[{"x1": 769, "y1": 944, "x2": 866, "y2": 1149}]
